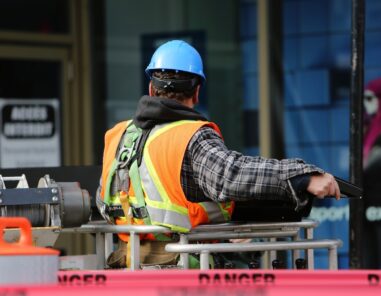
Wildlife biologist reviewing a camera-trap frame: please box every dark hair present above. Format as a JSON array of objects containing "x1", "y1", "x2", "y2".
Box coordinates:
[{"x1": 151, "y1": 70, "x2": 200, "y2": 102}]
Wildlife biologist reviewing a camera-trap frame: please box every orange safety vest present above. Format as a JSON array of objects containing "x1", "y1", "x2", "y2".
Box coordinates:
[{"x1": 100, "y1": 120, "x2": 235, "y2": 241}]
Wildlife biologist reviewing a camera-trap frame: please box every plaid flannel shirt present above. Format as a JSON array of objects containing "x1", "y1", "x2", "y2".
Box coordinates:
[{"x1": 181, "y1": 126, "x2": 324, "y2": 206}]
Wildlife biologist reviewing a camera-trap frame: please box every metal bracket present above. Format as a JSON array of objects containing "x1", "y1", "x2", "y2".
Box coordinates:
[{"x1": 0, "y1": 188, "x2": 59, "y2": 206}]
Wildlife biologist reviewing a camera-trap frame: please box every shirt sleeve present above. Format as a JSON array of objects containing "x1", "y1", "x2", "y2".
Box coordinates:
[{"x1": 187, "y1": 126, "x2": 324, "y2": 203}]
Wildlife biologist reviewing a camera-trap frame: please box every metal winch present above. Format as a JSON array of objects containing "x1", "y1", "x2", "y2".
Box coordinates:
[{"x1": 0, "y1": 174, "x2": 91, "y2": 228}]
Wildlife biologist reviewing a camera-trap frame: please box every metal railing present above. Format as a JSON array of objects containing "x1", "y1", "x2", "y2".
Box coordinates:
[
  {"x1": 62, "y1": 219, "x2": 330, "y2": 271},
  {"x1": 178, "y1": 220, "x2": 319, "y2": 269},
  {"x1": 166, "y1": 239, "x2": 343, "y2": 270}
]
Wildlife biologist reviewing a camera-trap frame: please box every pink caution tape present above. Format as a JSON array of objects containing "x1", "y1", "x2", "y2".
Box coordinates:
[{"x1": 1, "y1": 270, "x2": 381, "y2": 295}]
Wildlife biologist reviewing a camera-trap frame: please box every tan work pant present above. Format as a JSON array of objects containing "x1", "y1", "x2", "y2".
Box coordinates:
[{"x1": 106, "y1": 239, "x2": 178, "y2": 268}]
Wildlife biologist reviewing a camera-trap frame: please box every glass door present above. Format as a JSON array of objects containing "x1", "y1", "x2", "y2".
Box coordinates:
[{"x1": 0, "y1": 45, "x2": 71, "y2": 167}]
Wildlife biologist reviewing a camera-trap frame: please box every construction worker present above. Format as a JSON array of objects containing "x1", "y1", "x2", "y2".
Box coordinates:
[{"x1": 97, "y1": 40, "x2": 341, "y2": 268}]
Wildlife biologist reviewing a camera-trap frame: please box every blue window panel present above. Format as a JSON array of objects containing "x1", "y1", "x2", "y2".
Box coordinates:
[
  {"x1": 284, "y1": 37, "x2": 299, "y2": 71},
  {"x1": 240, "y1": 1, "x2": 257, "y2": 38},
  {"x1": 329, "y1": 34, "x2": 351, "y2": 68},
  {"x1": 241, "y1": 39, "x2": 258, "y2": 74},
  {"x1": 300, "y1": 109, "x2": 330, "y2": 143},
  {"x1": 300, "y1": 36, "x2": 330, "y2": 68},
  {"x1": 283, "y1": 0, "x2": 299, "y2": 36},
  {"x1": 314, "y1": 252, "x2": 349, "y2": 269},
  {"x1": 284, "y1": 110, "x2": 303, "y2": 144},
  {"x1": 313, "y1": 220, "x2": 333, "y2": 243},
  {"x1": 285, "y1": 145, "x2": 303, "y2": 159},
  {"x1": 313, "y1": 209, "x2": 349, "y2": 269},
  {"x1": 331, "y1": 145, "x2": 349, "y2": 179},
  {"x1": 284, "y1": 72, "x2": 330, "y2": 108},
  {"x1": 366, "y1": 0, "x2": 381, "y2": 30},
  {"x1": 365, "y1": 32, "x2": 381, "y2": 68},
  {"x1": 299, "y1": 145, "x2": 332, "y2": 172},
  {"x1": 308, "y1": 217, "x2": 342, "y2": 269},
  {"x1": 332, "y1": 97, "x2": 350, "y2": 108},
  {"x1": 244, "y1": 146, "x2": 259, "y2": 157},
  {"x1": 316, "y1": 221, "x2": 333, "y2": 240},
  {"x1": 330, "y1": 107, "x2": 350, "y2": 142},
  {"x1": 296, "y1": 69, "x2": 331, "y2": 106},
  {"x1": 299, "y1": 0, "x2": 329, "y2": 34},
  {"x1": 330, "y1": 200, "x2": 349, "y2": 253},
  {"x1": 329, "y1": 0, "x2": 351, "y2": 32},
  {"x1": 313, "y1": 252, "x2": 329, "y2": 269},
  {"x1": 243, "y1": 75, "x2": 259, "y2": 110},
  {"x1": 284, "y1": 73, "x2": 301, "y2": 107},
  {"x1": 286, "y1": 145, "x2": 332, "y2": 172},
  {"x1": 365, "y1": 69, "x2": 381, "y2": 85},
  {"x1": 338, "y1": 253, "x2": 349, "y2": 269}
]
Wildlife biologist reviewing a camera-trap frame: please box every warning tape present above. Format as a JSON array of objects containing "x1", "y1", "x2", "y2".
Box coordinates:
[
  {"x1": 56, "y1": 269, "x2": 381, "y2": 287},
  {"x1": 0, "y1": 283, "x2": 380, "y2": 296},
  {"x1": 1, "y1": 270, "x2": 381, "y2": 295}
]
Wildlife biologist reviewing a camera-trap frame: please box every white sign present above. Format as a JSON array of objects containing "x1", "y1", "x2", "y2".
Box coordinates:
[{"x1": 0, "y1": 98, "x2": 61, "y2": 168}]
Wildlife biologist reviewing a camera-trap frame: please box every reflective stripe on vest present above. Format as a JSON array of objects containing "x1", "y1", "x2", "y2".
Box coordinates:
[
  {"x1": 140, "y1": 120, "x2": 233, "y2": 232},
  {"x1": 199, "y1": 202, "x2": 228, "y2": 222}
]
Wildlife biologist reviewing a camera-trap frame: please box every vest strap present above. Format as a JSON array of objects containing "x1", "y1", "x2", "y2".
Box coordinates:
[
  {"x1": 105, "y1": 204, "x2": 124, "y2": 217},
  {"x1": 129, "y1": 156, "x2": 171, "y2": 241},
  {"x1": 116, "y1": 123, "x2": 171, "y2": 241}
]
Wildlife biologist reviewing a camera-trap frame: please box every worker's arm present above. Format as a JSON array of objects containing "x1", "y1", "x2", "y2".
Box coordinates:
[{"x1": 187, "y1": 127, "x2": 329, "y2": 204}]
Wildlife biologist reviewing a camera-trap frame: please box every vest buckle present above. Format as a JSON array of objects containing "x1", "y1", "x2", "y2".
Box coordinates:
[{"x1": 131, "y1": 206, "x2": 149, "y2": 219}]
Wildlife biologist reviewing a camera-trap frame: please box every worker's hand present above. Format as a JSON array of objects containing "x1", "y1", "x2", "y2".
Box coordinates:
[{"x1": 306, "y1": 173, "x2": 341, "y2": 200}]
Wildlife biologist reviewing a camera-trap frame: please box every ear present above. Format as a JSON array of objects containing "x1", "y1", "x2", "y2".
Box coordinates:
[
  {"x1": 192, "y1": 85, "x2": 200, "y2": 105},
  {"x1": 149, "y1": 81, "x2": 153, "y2": 96}
]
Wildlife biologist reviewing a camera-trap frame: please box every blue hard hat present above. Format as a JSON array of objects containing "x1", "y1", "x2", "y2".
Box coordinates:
[{"x1": 145, "y1": 40, "x2": 206, "y2": 82}]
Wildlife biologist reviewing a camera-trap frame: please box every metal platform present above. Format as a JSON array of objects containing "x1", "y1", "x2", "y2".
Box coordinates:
[{"x1": 61, "y1": 219, "x2": 341, "y2": 271}]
